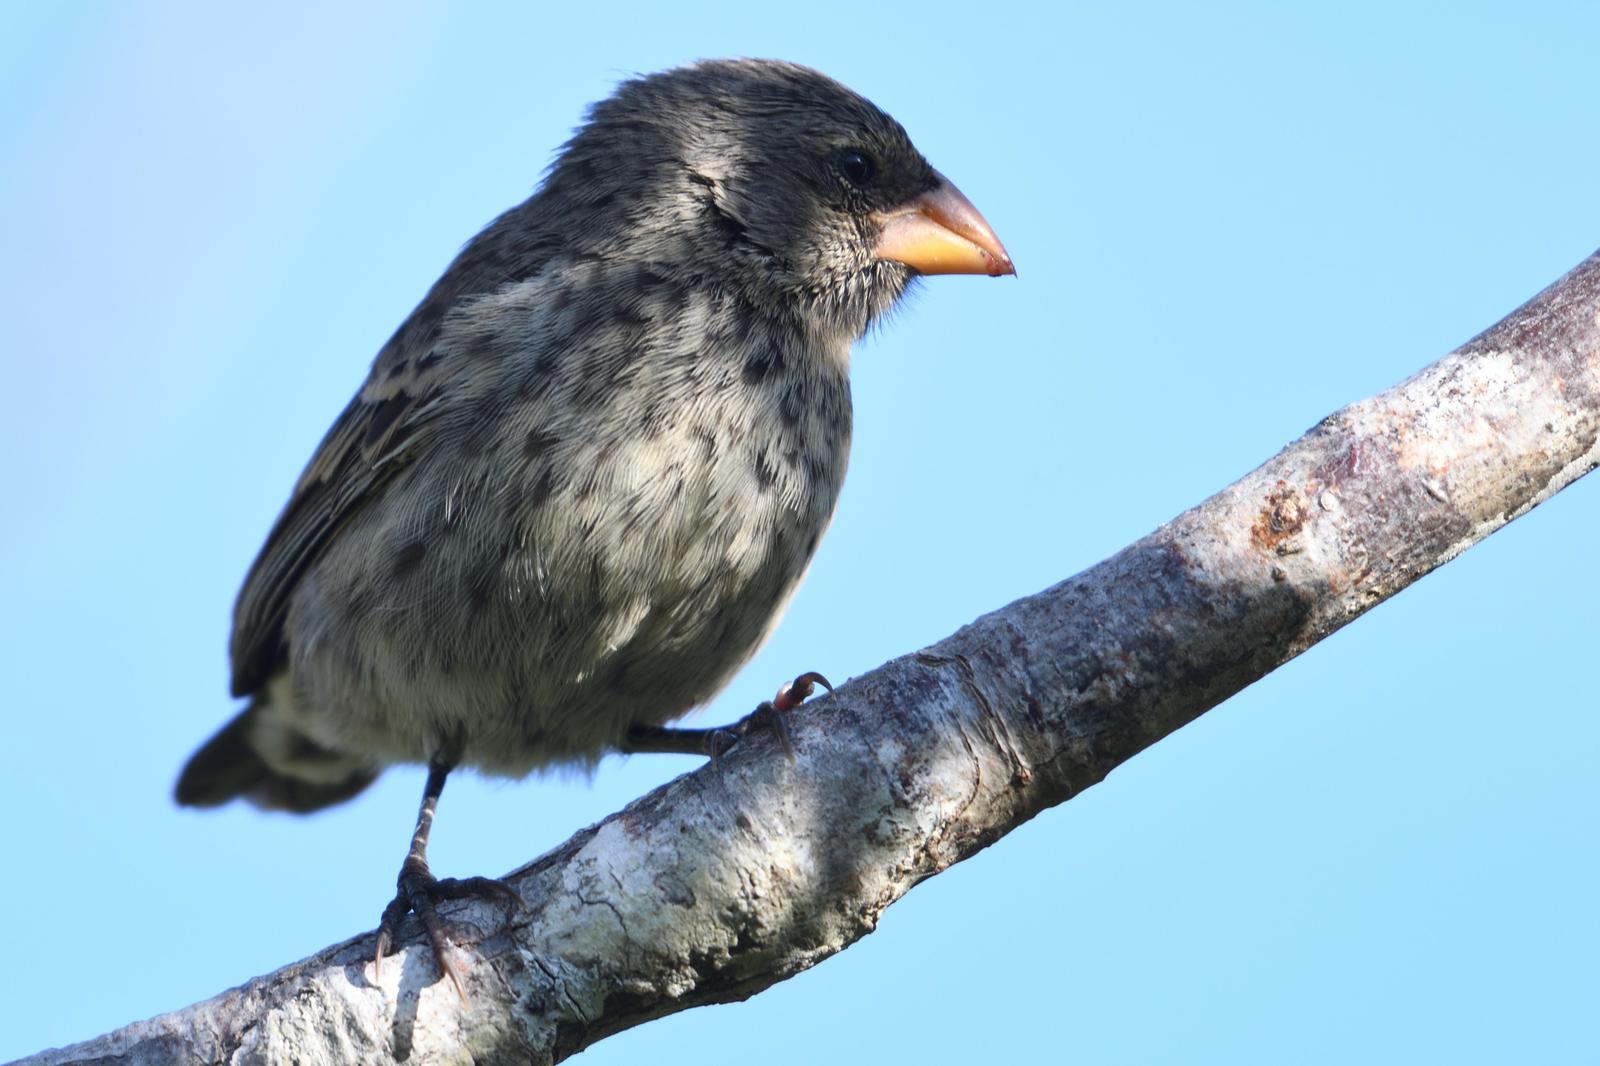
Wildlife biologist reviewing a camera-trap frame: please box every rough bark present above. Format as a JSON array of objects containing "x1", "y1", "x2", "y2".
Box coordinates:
[{"x1": 20, "y1": 250, "x2": 1600, "y2": 1066}]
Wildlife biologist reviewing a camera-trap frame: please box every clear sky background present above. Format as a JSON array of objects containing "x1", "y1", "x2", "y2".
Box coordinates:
[{"x1": 4, "y1": 3, "x2": 1598, "y2": 1062}]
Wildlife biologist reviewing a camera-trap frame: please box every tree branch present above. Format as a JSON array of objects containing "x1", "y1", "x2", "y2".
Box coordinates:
[{"x1": 23, "y1": 250, "x2": 1600, "y2": 1066}]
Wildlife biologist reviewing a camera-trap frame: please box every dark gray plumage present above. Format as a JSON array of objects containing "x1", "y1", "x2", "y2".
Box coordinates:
[{"x1": 175, "y1": 58, "x2": 1012, "y2": 991}]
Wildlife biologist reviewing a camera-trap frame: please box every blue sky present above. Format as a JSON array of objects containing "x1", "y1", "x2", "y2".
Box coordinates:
[{"x1": 4, "y1": 3, "x2": 1598, "y2": 1061}]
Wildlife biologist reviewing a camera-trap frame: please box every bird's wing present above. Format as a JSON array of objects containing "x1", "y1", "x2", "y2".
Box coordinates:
[{"x1": 228, "y1": 332, "x2": 454, "y2": 698}]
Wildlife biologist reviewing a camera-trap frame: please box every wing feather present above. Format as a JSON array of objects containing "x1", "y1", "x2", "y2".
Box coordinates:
[
  {"x1": 226, "y1": 196, "x2": 560, "y2": 697},
  {"x1": 228, "y1": 354, "x2": 449, "y2": 697}
]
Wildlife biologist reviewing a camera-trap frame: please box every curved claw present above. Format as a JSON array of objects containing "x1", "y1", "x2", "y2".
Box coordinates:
[
  {"x1": 373, "y1": 898, "x2": 405, "y2": 982},
  {"x1": 774, "y1": 671, "x2": 833, "y2": 713},
  {"x1": 705, "y1": 728, "x2": 743, "y2": 760}
]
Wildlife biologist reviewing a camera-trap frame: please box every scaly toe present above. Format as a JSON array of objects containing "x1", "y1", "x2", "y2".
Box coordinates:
[
  {"x1": 750, "y1": 701, "x2": 797, "y2": 763},
  {"x1": 435, "y1": 875, "x2": 524, "y2": 910},
  {"x1": 372, "y1": 866, "x2": 519, "y2": 1005}
]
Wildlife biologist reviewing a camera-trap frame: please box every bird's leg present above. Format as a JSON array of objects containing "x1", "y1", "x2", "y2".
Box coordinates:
[
  {"x1": 620, "y1": 722, "x2": 740, "y2": 758},
  {"x1": 373, "y1": 750, "x2": 521, "y2": 1004},
  {"x1": 620, "y1": 671, "x2": 832, "y2": 763}
]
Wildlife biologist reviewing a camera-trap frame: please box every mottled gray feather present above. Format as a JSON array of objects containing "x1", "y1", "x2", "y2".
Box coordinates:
[{"x1": 198, "y1": 59, "x2": 941, "y2": 803}]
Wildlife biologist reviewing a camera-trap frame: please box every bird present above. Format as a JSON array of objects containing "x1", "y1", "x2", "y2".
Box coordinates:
[{"x1": 174, "y1": 58, "x2": 1013, "y2": 999}]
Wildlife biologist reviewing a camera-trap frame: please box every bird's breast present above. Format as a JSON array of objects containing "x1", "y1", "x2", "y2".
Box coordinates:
[{"x1": 503, "y1": 322, "x2": 854, "y2": 736}]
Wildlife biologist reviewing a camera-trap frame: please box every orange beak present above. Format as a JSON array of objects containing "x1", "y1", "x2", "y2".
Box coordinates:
[{"x1": 872, "y1": 172, "x2": 1015, "y2": 277}]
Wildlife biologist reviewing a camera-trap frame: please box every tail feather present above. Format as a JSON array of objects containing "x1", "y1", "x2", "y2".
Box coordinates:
[{"x1": 175, "y1": 700, "x2": 378, "y2": 814}]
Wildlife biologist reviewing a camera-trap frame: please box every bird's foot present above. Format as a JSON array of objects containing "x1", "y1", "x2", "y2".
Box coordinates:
[
  {"x1": 373, "y1": 855, "x2": 521, "y2": 1004},
  {"x1": 619, "y1": 671, "x2": 833, "y2": 762},
  {"x1": 742, "y1": 670, "x2": 832, "y2": 762},
  {"x1": 711, "y1": 670, "x2": 833, "y2": 762}
]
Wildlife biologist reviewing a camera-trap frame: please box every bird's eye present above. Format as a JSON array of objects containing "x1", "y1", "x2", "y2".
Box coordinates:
[{"x1": 837, "y1": 149, "x2": 876, "y2": 187}]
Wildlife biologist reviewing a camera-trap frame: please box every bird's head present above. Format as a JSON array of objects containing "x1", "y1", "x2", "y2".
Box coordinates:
[{"x1": 542, "y1": 59, "x2": 1013, "y2": 338}]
